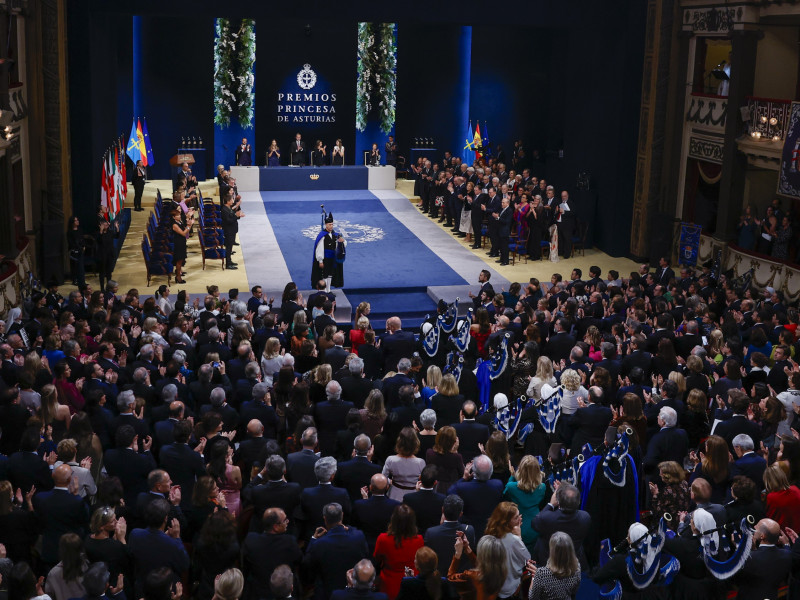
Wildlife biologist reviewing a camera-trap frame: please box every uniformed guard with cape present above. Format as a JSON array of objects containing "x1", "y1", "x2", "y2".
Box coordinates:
[{"x1": 311, "y1": 209, "x2": 346, "y2": 291}]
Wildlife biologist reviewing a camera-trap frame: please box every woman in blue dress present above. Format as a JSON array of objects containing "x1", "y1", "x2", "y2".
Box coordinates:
[
  {"x1": 267, "y1": 139, "x2": 281, "y2": 166},
  {"x1": 736, "y1": 204, "x2": 758, "y2": 250}
]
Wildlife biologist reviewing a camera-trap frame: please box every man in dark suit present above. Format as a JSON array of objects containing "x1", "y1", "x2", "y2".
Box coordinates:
[
  {"x1": 532, "y1": 482, "x2": 592, "y2": 569},
  {"x1": 290, "y1": 133, "x2": 306, "y2": 166},
  {"x1": 300, "y1": 457, "x2": 351, "y2": 539},
  {"x1": 329, "y1": 560, "x2": 387, "y2": 600},
  {"x1": 189, "y1": 364, "x2": 233, "y2": 409},
  {"x1": 452, "y1": 401, "x2": 490, "y2": 463},
  {"x1": 494, "y1": 196, "x2": 513, "y2": 265},
  {"x1": 654, "y1": 257, "x2": 675, "y2": 286},
  {"x1": 154, "y1": 401, "x2": 184, "y2": 448},
  {"x1": 200, "y1": 387, "x2": 239, "y2": 433},
  {"x1": 567, "y1": 387, "x2": 613, "y2": 456},
  {"x1": 158, "y1": 420, "x2": 206, "y2": 509},
  {"x1": 240, "y1": 382, "x2": 279, "y2": 440},
  {"x1": 339, "y1": 358, "x2": 374, "y2": 409},
  {"x1": 280, "y1": 288, "x2": 305, "y2": 327},
  {"x1": 135, "y1": 469, "x2": 187, "y2": 531},
  {"x1": 402, "y1": 464, "x2": 445, "y2": 534},
  {"x1": 196, "y1": 329, "x2": 232, "y2": 365},
  {"x1": 380, "y1": 317, "x2": 416, "y2": 373},
  {"x1": 6, "y1": 426, "x2": 54, "y2": 493},
  {"x1": 352, "y1": 474, "x2": 400, "y2": 551},
  {"x1": 104, "y1": 425, "x2": 157, "y2": 506},
  {"x1": 132, "y1": 159, "x2": 146, "y2": 211},
  {"x1": 335, "y1": 434, "x2": 381, "y2": 504},
  {"x1": 221, "y1": 190, "x2": 241, "y2": 270},
  {"x1": 380, "y1": 358, "x2": 416, "y2": 409},
  {"x1": 593, "y1": 342, "x2": 622, "y2": 384},
  {"x1": 545, "y1": 318, "x2": 576, "y2": 365},
  {"x1": 620, "y1": 335, "x2": 653, "y2": 380},
  {"x1": 642, "y1": 407, "x2": 689, "y2": 476},
  {"x1": 322, "y1": 332, "x2": 349, "y2": 374},
  {"x1": 734, "y1": 518, "x2": 793, "y2": 600},
  {"x1": 242, "y1": 455, "x2": 303, "y2": 533},
  {"x1": 112, "y1": 390, "x2": 150, "y2": 443},
  {"x1": 313, "y1": 301, "x2": 337, "y2": 338},
  {"x1": 33, "y1": 464, "x2": 90, "y2": 566},
  {"x1": 242, "y1": 508, "x2": 303, "y2": 597},
  {"x1": 314, "y1": 381, "x2": 354, "y2": 456},
  {"x1": 131, "y1": 344, "x2": 161, "y2": 385},
  {"x1": 128, "y1": 498, "x2": 190, "y2": 599},
  {"x1": 732, "y1": 434, "x2": 767, "y2": 490},
  {"x1": 302, "y1": 503, "x2": 369, "y2": 600},
  {"x1": 446, "y1": 455, "x2": 503, "y2": 539},
  {"x1": 286, "y1": 427, "x2": 320, "y2": 490},
  {"x1": 715, "y1": 391, "x2": 762, "y2": 454},
  {"x1": 674, "y1": 319, "x2": 703, "y2": 359},
  {"x1": 235, "y1": 419, "x2": 271, "y2": 484},
  {"x1": 424, "y1": 494, "x2": 476, "y2": 572}
]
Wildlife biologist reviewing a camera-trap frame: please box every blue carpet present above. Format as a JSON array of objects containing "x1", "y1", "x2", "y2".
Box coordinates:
[
  {"x1": 344, "y1": 289, "x2": 437, "y2": 331},
  {"x1": 261, "y1": 191, "x2": 468, "y2": 290}
]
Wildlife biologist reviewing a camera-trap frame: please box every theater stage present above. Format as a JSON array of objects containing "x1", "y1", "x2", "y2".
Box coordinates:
[
  {"x1": 230, "y1": 165, "x2": 396, "y2": 192},
  {"x1": 237, "y1": 188, "x2": 510, "y2": 327}
]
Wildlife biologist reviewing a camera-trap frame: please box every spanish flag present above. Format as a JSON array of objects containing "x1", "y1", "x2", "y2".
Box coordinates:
[{"x1": 473, "y1": 123, "x2": 483, "y2": 159}]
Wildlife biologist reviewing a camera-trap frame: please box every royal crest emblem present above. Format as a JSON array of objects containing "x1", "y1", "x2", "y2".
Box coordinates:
[
  {"x1": 297, "y1": 64, "x2": 317, "y2": 90},
  {"x1": 302, "y1": 220, "x2": 384, "y2": 244}
]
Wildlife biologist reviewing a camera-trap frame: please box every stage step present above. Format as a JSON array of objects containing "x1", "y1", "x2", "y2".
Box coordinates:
[{"x1": 344, "y1": 288, "x2": 436, "y2": 333}]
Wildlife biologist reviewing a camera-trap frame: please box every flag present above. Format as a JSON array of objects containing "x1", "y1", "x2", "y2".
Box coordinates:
[
  {"x1": 100, "y1": 152, "x2": 109, "y2": 215},
  {"x1": 473, "y1": 122, "x2": 483, "y2": 159},
  {"x1": 108, "y1": 150, "x2": 119, "y2": 220},
  {"x1": 136, "y1": 119, "x2": 147, "y2": 167},
  {"x1": 113, "y1": 145, "x2": 123, "y2": 217},
  {"x1": 118, "y1": 136, "x2": 127, "y2": 199},
  {"x1": 461, "y1": 120, "x2": 474, "y2": 164},
  {"x1": 126, "y1": 119, "x2": 142, "y2": 164},
  {"x1": 482, "y1": 121, "x2": 492, "y2": 158},
  {"x1": 142, "y1": 118, "x2": 154, "y2": 165}
]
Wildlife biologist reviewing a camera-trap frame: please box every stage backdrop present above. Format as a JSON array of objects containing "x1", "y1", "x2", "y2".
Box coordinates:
[{"x1": 254, "y1": 20, "x2": 357, "y2": 166}]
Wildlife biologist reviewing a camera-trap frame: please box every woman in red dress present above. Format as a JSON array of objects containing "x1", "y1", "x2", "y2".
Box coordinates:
[
  {"x1": 470, "y1": 307, "x2": 492, "y2": 359},
  {"x1": 373, "y1": 504, "x2": 424, "y2": 600}
]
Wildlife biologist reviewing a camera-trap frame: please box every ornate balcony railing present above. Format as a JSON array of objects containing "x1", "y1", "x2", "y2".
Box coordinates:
[{"x1": 745, "y1": 96, "x2": 791, "y2": 142}]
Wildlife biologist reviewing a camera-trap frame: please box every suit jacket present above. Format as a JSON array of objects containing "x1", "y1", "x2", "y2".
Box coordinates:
[
  {"x1": 128, "y1": 527, "x2": 190, "y2": 597},
  {"x1": 33, "y1": 488, "x2": 90, "y2": 564},
  {"x1": 532, "y1": 504, "x2": 592, "y2": 569},
  {"x1": 446, "y1": 479, "x2": 503, "y2": 539},
  {"x1": 734, "y1": 452, "x2": 767, "y2": 490},
  {"x1": 290, "y1": 140, "x2": 306, "y2": 164},
  {"x1": 424, "y1": 521, "x2": 476, "y2": 573},
  {"x1": 715, "y1": 415, "x2": 763, "y2": 454},
  {"x1": 359, "y1": 344, "x2": 383, "y2": 380},
  {"x1": 621, "y1": 350, "x2": 653, "y2": 379},
  {"x1": 643, "y1": 427, "x2": 689, "y2": 474},
  {"x1": 592, "y1": 359, "x2": 621, "y2": 383},
  {"x1": 286, "y1": 448, "x2": 320, "y2": 490},
  {"x1": 300, "y1": 484, "x2": 351, "y2": 537},
  {"x1": 243, "y1": 478, "x2": 303, "y2": 532},
  {"x1": 159, "y1": 443, "x2": 206, "y2": 508},
  {"x1": 568, "y1": 404, "x2": 613, "y2": 456},
  {"x1": 331, "y1": 590, "x2": 387, "y2": 600},
  {"x1": 339, "y1": 376, "x2": 374, "y2": 409},
  {"x1": 323, "y1": 346, "x2": 349, "y2": 374},
  {"x1": 234, "y1": 436, "x2": 269, "y2": 481},
  {"x1": 104, "y1": 447, "x2": 157, "y2": 506},
  {"x1": 315, "y1": 400, "x2": 355, "y2": 456},
  {"x1": 6, "y1": 451, "x2": 54, "y2": 494},
  {"x1": 239, "y1": 402, "x2": 279, "y2": 440},
  {"x1": 335, "y1": 456, "x2": 382, "y2": 504},
  {"x1": 381, "y1": 330, "x2": 417, "y2": 373},
  {"x1": 735, "y1": 544, "x2": 792, "y2": 600},
  {"x1": 654, "y1": 267, "x2": 675, "y2": 286},
  {"x1": 353, "y1": 495, "x2": 400, "y2": 550},
  {"x1": 221, "y1": 204, "x2": 239, "y2": 236},
  {"x1": 545, "y1": 332, "x2": 576, "y2": 365},
  {"x1": 497, "y1": 205, "x2": 513, "y2": 238},
  {"x1": 452, "y1": 421, "x2": 490, "y2": 463},
  {"x1": 242, "y1": 532, "x2": 303, "y2": 594},
  {"x1": 402, "y1": 489, "x2": 445, "y2": 534},
  {"x1": 154, "y1": 419, "x2": 180, "y2": 448},
  {"x1": 381, "y1": 373, "x2": 416, "y2": 409},
  {"x1": 675, "y1": 334, "x2": 703, "y2": 359},
  {"x1": 302, "y1": 524, "x2": 369, "y2": 599}
]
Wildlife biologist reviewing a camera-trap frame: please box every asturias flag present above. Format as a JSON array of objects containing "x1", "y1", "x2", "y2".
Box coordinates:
[
  {"x1": 142, "y1": 118, "x2": 154, "y2": 165},
  {"x1": 462, "y1": 121, "x2": 474, "y2": 165},
  {"x1": 126, "y1": 119, "x2": 141, "y2": 164}
]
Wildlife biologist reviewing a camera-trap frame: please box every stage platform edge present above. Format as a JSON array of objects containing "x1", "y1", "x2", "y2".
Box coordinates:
[{"x1": 230, "y1": 165, "x2": 394, "y2": 192}]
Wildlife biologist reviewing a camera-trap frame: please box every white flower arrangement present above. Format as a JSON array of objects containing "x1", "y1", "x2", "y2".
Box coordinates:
[
  {"x1": 214, "y1": 18, "x2": 256, "y2": 129},
  {"x1": 356, "y1": 23, "x2": 396, "y2": 133}
]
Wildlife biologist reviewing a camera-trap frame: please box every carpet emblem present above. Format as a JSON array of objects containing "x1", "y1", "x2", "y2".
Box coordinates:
[{"x1": 301, "y1": 220, "x2": 385, "y2": 244}]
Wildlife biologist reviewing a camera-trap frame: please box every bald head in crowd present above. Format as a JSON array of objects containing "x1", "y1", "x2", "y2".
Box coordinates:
[
  {"x1": 247, "y1": 420, "x2": 264, "y2": 437},
  {"x1": 369, "y1": 474, "x2": 389, "y2": 495},
  {"x1": 53, "y1": 464, "x2": 73, "y2": 487}
]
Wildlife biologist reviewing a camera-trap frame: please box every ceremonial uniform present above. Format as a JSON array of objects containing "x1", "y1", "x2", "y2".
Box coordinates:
[{"x1": 311, "y1": 213, "x2": 346, "y2": 291}]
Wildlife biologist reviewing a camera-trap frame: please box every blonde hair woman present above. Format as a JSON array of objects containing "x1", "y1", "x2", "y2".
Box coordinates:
[
  {"x1": 504, "y1": 455, "x2": 546, "y2": 553},
  {"x1": 213, "y1": 568, "x2": 244, "y2": 600},
  {"x1": 422, "y1": 365, "x2": 442, "y2": 405},
  {"x1": 260, "y1": 337, "x2": 284, "y2": 387},
  {"x1": 431, "y1": 374, "x2": 464, "y2": 427},
  {"x1": 310, "y1": 363, "x2": 332, "y2": 404},
  {"x1": 527, "y1": 532, "x2": 580, "y2": 600},
  {"x1": 349, "y1": 315, "x2": 371, "y2": 355},
  {"x1": 541, "y1": 368, "x2": 587, "y2": 416},
  {"x1": 526, "y1": 357, "x2": 556, "y2": 400}
]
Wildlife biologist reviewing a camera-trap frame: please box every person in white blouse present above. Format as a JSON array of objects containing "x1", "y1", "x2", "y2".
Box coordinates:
[
  {"x1": 540, "y1": 369, "x2": 588, "y2": 416},
  {"x1": 331, "y1": 138, "x2": 345, "y2": 166},
  {"x1": 527, "y1": 356, "x2": 557, "y2": 400}
]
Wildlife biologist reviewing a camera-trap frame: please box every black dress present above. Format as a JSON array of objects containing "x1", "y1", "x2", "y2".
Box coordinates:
[
  {"x1": 332, "y1": 147, "x2": 344, "y2": 166},
  {"x1": 172, "y1": 218, "x2": 187, "y2": 263},
  {"x1": 313, "y1": 148, "x2": 326, "y2": 167}
]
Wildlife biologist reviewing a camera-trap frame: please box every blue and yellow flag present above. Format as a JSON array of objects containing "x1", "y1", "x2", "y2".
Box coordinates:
[
  {"x1": 462, "y1": 120, "x2": 474, "y2": 164},
  {"x1": 126, "y1": 119, "x2": 142, "y2": 164}
]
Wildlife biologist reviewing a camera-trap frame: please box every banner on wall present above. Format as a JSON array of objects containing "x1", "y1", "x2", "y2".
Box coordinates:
[
  {"x1": 679, "y1": 222, "x2": 702, "y2": 266},
  {"x1": 778, "y1": 101, "x2": 800, "y2": 199}
]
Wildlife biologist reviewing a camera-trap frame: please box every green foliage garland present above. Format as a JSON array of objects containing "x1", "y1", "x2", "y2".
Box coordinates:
[
  {"x1": 214, "y1": 18, "x2": 256, "y2": 129},
  {"x1": 356, "y1": 23, "x2": 396, "y2": 134}
]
